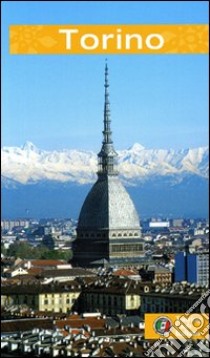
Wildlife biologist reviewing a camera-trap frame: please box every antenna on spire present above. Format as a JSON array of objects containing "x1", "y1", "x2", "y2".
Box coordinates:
[
  {"x1": 104, "y1": 59, "x2": 109, "y2": 94},
  {"x1": 103, "y1": 60, "x2": 111, "y2": 145}
]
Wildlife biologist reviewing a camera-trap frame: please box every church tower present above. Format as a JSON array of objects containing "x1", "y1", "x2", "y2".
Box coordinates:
[{"x1": 73, "y1": 63, "x2": 144, "y2": 267}]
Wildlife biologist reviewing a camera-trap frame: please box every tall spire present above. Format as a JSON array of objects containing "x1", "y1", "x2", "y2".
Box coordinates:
[
  {"x1": 104, "y1": 60, "x2": 112, "y2": 145},
  {"x1": 98, "y1": 61, "x2": 118, "y2": 176}
]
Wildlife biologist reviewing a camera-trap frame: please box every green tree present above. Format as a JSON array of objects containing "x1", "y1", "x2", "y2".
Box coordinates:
[
  {"x1": 5, "y1": 241, "x2": 73, "y2": 262},
  {"x1": 7, "y1": 242, "x2": 34, "y2": 259},
  {"x1": 41, "y1": 249, "x2": 73, "y2": 261},
  {"x1": 1, "y1": 244, "x2": 7, "y2": 257},
  {"x1": 42, "y1": 234, "x2": 55, "y2": 249}
]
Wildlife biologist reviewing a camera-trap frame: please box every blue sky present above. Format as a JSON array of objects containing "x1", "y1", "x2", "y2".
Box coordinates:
[{"x1": 2, "y1": 1, "x2": 209, "y2": 151}]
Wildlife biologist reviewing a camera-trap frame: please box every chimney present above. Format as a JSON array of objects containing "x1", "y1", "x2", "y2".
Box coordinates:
[{"x1": 27, "y1": 261, "x2": 31, "y2": 269}]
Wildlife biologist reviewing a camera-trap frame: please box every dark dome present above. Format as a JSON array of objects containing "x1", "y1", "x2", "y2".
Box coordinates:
[{"x1": 77, "y1": 175, "x2": 140, "y2": 230}]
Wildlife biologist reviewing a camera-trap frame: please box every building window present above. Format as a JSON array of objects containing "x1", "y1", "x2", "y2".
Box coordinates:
[
  {"x1": 111, "y1": 244, "x2": 143, "y2": 253},
  {"x1": 121, "y1": 297, "x2": 124, "y2": 307}
]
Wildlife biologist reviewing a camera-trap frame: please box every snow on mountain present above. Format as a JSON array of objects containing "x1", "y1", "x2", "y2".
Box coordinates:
[{"x1": 1, "y1": 142, "x2": 209, "y2": 186}]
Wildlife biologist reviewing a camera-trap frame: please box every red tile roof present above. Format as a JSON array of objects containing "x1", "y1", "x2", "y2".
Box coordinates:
[
  {"x1": 27, "y1": 268, "x2": 43, "y2": 275},
  {"x1": 1, "y1": 318, "x2": 53, "y2": 333},
  {"x1": 112, "y1": 268, "x2": 139, "y2": 276},
  {"x1": 30, "y1": 259, "x2": 65, "y2": 267},
  {"x1": 56, "y1": 317, "x2": 106, "y2": 330}
]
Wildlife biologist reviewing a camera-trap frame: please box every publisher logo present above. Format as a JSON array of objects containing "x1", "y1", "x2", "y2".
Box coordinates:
[{"x1": 154, "y1": 316, "x2": 172, "y2": 335}]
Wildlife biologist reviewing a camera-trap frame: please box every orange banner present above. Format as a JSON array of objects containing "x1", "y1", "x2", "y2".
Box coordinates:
[
  {"x1": 10, "y1": 24, "x2": 208, "y2": 55},
  {"x1": 145, "y1": 313, "x2": 209, "y2": 340}
]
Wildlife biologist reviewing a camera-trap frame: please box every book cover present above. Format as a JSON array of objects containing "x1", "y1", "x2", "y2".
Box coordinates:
[{"x1": 1, "y1": 1, "x2": 209, "y2": 357}]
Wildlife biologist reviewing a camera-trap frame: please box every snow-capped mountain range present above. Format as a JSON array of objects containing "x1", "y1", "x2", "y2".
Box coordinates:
[
  {"x1": 2, "y1": 142, "x2": 208, "y2": 218},
  {"x1": 1, "y1": 141, "x2": 209, "y2": 186}
]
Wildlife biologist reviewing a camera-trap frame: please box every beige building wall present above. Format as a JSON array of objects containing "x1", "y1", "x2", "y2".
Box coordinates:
[
  {"x1": 125, "y1": 294, "x2": 140, "y2": 310},
  {"x1": 154, "y1": 273, "x2": 172, "y2": 284},
  {"x1": 39, "y1": 292, "x2": 80, "y2": 313},
  {"x1": 1, "y1": 291, "x2": 80, "y2": 314}
]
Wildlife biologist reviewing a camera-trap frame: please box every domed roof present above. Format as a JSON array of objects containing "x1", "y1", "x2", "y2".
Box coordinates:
[{"x1": 77, "y1": 175, "x2": 140, "y2": 230}]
